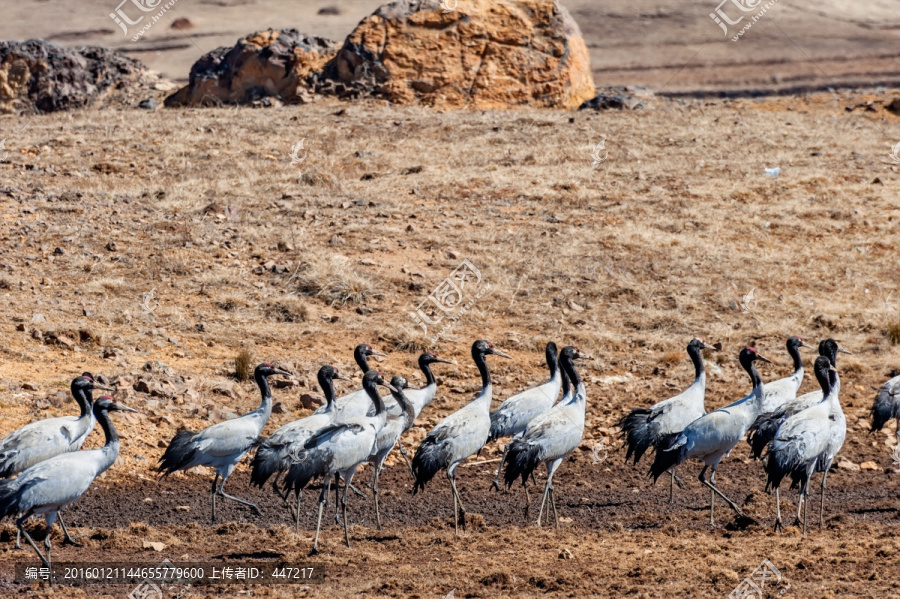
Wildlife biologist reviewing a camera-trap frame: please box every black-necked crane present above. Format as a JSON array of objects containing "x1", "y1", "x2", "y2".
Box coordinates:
[
  {"x1": 281, "y1": 370, "x2": 395, "y2": 553},
  {"x1": 488, "y1": 342, "x2": 562, "y2": 492},
  {"x1": 617, "y1": 338, "x2": 718, "y2": 502},
  {"x1": 0, "y1": 397, "x2": 137, "y2": 567},
  {"x1": 249, "y1": 365, "x2": 351, "y2": 524},
  {"x1": 650, "y1": 346, "x2": 771, "y2": 525},
  {"x1": 0, "y1": 373, "x2": 112, "y2": 547},
  {"x1": 503, "y1": 346, "x2": 591, "y2": 528},
  {"x1": 411, "y1": 340, "x2": 511, "y2": 534},
  {"x1": 157, "y1": 363, "x2": 291, "y2": 522},
  {"x1": 764, "y1": 355, "x2": 841, "y2": 535},
  {"x1": 318, "y1": 344, "x2": 386, "y2": 419},
  {"x1": 748, "y1": 339, "x2": 849, "y2": 459}
]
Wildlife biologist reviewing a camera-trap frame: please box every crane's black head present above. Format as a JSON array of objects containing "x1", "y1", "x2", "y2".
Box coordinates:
[
  {"x1": 419, "y1": 352, "x2": 454, "y2": 366},
  {"x1": 92, "y1": 395, "x2": 139, "y2": 415},
  {"x1": 255, "y1": 363, "x2": 292, "y2": 378},
  {"x1": 688, "y1": 338, "x2": 719, "y2": 352},
  {"x1": 787, "y1": 336, "x2": 813, "y2": 352},
  {"x1": 818, "y1": 338, "x2": 851, "y2": 365},
  {"x1": 739, "y1": 345, "x2": 771, "y2": 368},
  {"x1": 390, "y1": 375, "x2": 409, "y2": 393},
  {"x1": 318, "y1": 365, "x2": 351, "y2": 383},
  {"x1": 363, "y1": 370, "x2": 398, "y2": 393},
  {"x1": 357, "y1": 344, "x2": 387, "y2": 358},
  {"x1": 72, "y1": 373, "x2": 112, "y2": 393},
  {"x1": 812, "y1": 355, "x2": 834, "y2": 391},
  {"x1": 472, "y1": 340, "x2": 512, "y2": 360},
  {"x1": 560, "y1": 346, "x2": 592, "y2": 362},
  {"x1": 546, "y1": 341, "x2": 558, "y2": 356}
]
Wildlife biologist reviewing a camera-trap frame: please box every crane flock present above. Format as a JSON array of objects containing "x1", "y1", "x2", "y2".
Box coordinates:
[{"x1": 0, "y1": 336, "x2": 895, "y2": 563}]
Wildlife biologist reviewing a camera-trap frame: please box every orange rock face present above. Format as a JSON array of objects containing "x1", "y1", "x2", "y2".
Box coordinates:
[
  {"x1": 326, "y1": 0, "x2": 595, "y2": 109},
  {"x1": 165, "y1": 30, "x2": 338, "y2": 107}
]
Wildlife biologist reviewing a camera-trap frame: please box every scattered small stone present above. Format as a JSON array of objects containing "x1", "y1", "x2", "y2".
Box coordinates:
[
  {"x1": 300, "y1": 393, "x2": 324, "y2": 410},
  {"x1": 138, "y1": 98, "x2": 158, "y2": 110},
  {"x1": 170, "y1": 17, "x2": 193, "y2": 30},
  {"x1": 317, "y1": 5, "x2": 341, "y2": 15},
  {"x1": 838, "y1": 458, "x2": 861, "y2": 472},
  {"x1": 272, "y1": 402, "x2": 289, "y2": 414},
  {"x1": 860, "y1": 461, "x2": 881, "y2": 471},
  {"x1": 31, "y1": 313, "x2": 46, "y2": 324},
  {"x1": 559, "y1": 548, "x2": 574, "y2": 560},
  {"x1": 176, "y1": 505, "x2": 190, "y2": 512},
  {"x1": 21, "y1": 382, "x2": 38, "y2": 391},
  {"x1": 142, "y1": 541, "x2": 166, "y2": 552}
]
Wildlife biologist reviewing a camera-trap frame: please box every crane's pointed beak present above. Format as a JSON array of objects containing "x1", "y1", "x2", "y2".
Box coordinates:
[
  {"x1": 370, "y1": 350, "x2": 388, "y2": 358},
  {"x1": 490, "y1": 349, "x2": 512, "y2": 359},
  {"x1": 434, "y1": 358, "x2": 456, "y2": 365},
  {"x1": 92, "y1": 383, "x2": 114, "y2": 392},
  {"x1": 828, "y1": 365, "x2": 838, "y2": 372},
  {"x1": 334, "y1": 373, "x2": 353, "y2": 382},
  {"x1": 701, "y1": 343, "x2": 719, "y2": 351},
  {"x1": 800, "y1": 341, "x2": 814, "y2": 350},
  {"x1": 756, "y1": 354, "x2": 772, "y2": 364},
  {"x1": 837, "y1": 347, "x2": 852, "y2": 355},
  {"x1": 575, "y1": 353, "x2": 595, "y2": 361},
  {"x1": 382, "y1": 383, "x2": 399, "y2": 393},
  {"x1": 275, "y1": 368, "x2": 292, "y2": 377},
  {"x1": 114, "y1": 402, "x2": 139, "y2": 413}
]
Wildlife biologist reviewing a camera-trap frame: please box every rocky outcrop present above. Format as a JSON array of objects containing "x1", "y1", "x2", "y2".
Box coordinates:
[
  {"x1": 322, "y1": 0, "x2": 595, "y2": 108},
  {"x1": 0, "y1": 40, "x2": 154, "y2": 114},
  {"x1": 165, "y1": 29, "x2": 338, "y2": 107}
]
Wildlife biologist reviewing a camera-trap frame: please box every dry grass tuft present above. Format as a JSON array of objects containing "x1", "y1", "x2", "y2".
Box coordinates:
[
  {"x1": 888, "y1": 320, "x2": 900, "y2": 346},
  {"x1": 265, "y1": 298, "x2": 309, "y2": 323},
  {"x1": 234, "y1": 349, "x2": 254, "y2": 382},
  {"x1": 294, "y1": 254, "x2": 380, "y2": 306}
]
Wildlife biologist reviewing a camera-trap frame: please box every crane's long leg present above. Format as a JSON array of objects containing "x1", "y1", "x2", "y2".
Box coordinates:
[
  {"x1": 546, "y1": 459, "x2": 562, "y2": 530},
  {"x1": 293, "y1": 489, "x2": 303, "y2": 534},
  {"x1": 341, "y1": 466, "x2": 359, "y2": 548},
  {"x1": 397, "y1": 438, "x2": 414, "y2": 478},
  {"x1": 522, "y1": 481, "x2": 532, "y2": 519},
  {"x1": 374, "y1": 464, "x2": 383, "y2": 531},
  {"x1": 669, "y1": 469, "x2": 675, "y2": 503},
  {"x1": 491, "y1": 439, "x2": 513, "y2": 492},
  {"x1": 271, "y1": 472, "x2": 289, "y2": 504},
  {"x1": 802, "y1": 477, "x2": 810, "y2": 537},
  {"x1": 211, "y1": 473, "x2": 220, "y2": 524},
  {"x1": 819, "y1": 460, "x2": 832, "y2": 528},
  {"x1": 774, "y1": 488, "x2": 784, "y2": 532},
  {"x1": 536, "y1": 480, "x2": 550, "y2": 528},
  {"x1": 447, "y1": 464, "x2": 466, "y2": 534},
  {"x1": 216, "y1": 474, "x2": 262, "y2": 515},
  {"x1": 17, "y1": 515, "x2": 49, "y2": 568},
  {"x1": 311, "y1": 475, "x2": 331, "y2": 555},
  {"x1": 57, "y1": 514, "x2": 81, "y2": 547},
  {"x1": 699, "y1": 466, "x2": 749, "y2": 523}
]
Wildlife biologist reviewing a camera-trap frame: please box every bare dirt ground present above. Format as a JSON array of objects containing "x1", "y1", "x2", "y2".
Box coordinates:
[
  {"x1": 3, "y1": 0, "x2": 900, "y2": 94},
  {"x1": 0, "y1": 89, "x2": 899, "y2": 597}
]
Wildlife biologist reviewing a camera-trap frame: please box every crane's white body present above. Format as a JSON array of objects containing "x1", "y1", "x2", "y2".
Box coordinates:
[
  {"x1": 178, "y1": 403, "x2": 271, "y2": 477},
  {"x1": 517, "y1": 378, "x2": 585, "y2": 470},
  {"x1": 8, "y1": 441, "x2": 118, "y2": 527},
  {"x1": 646, "y1": 372, "x2": 707, "y2": 436},
  {"x1": 423, "y1": 382, "x2": 493, "y2": 475},
  {"x1": 491, "y1": 369, "x2": 562, "y2": 439},
  {"x1": 0, "y1": 412, "x2": 96, "y2": 477},
  {"x1": 760, "y1": 367, "x2": 803, "y2": 414},
  {"x1": 670, "y1": 379, "x2": 764, "y2": 467}
]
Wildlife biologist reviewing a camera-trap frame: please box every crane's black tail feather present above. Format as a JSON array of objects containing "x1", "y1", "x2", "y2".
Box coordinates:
[
  {"x1": 870, "y1": 387, "x2": 900, "y2": 433},
  {"x1": 616, "y1": 407, "x2": 657, "y2": 465},
  {"x1": 746, "y1": 412, "x2": 783, "y2": 460},
  {"x1": 411, "y1": 438, "x2": 448, "y2": 495},
  {"x1": 0, "y1": 478, "x2": 22, "y2": 521},
  {"x1": 503, "y1": 439, "x2": 542, "y2": 489},
  {"x1": 249, "y1": 441, "x2": 285, "y2": 488},
  {"x1": 648, "y1": 433, "x2": 685, "y2": 482},
  {"x1": 157, "y1": 430, "x2": 198, "y2": 476},
  {"x1": 764, "y1": 444, "x2": 801, "y2": 492}
]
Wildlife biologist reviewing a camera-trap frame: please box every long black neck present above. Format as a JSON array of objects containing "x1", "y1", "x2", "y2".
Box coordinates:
[
  {"x1": 363, "y1": 380, "x2": 385, "y2": 415},
  {"x1": 814, "y1": 367, "x2": 831, "y2": 397},
  {"x1": 473, "y1": 348, "x2": 491, "y2": 391},
  {"x1": 787, "y1": 342, "x2": 803, "y2": 372},
  {"x1": 560, "y1": 361, "x2": 571, "y2": 399},
  {"x1": 419, "y1": 356, "x2": 436, "y2": 386},
  {"x1": 822, "y1": 341, "x2": 839, "y2": 368},
  {"x1": 95, "y1": 408, "x2": 119, "y2": 446},
  {"x1": 355, "y1": 347, "x2": 371, "y2": 374},
  {"x1": 71, "y1": 383, "x2": 91, "y2": 418},
  {"x1": 560, "y1": 354, "x2": 582, "y2": 393},
  {"x1": 254, "y1": 370, "x2": 272, "y2": 410},
  {"x1": 742, "y1": 357, "x2": 762, "y2": 389},
  {"x1": 546, "y1": 344, "x2": 559, "y2": 381},
  {"x1": 688, "y1": 344, "x2": 705, "y2": 380},
  {"x1": 393, "y1": 391, "x2": 415, "y2": 427},
  {"x1": 319, "y1": 373, "x2": 336, "y2": 410}
]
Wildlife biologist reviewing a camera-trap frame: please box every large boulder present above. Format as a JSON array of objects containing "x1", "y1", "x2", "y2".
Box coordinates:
[
  {"x1": 323, "y1": 0, "x2": 595, "y2": 108},
  {"x1": 0, "y1": 40, "x2": 153, "y2": 114},
  {"x1": 165, "y1": 29, "x2": 338, "y2": 107}
]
